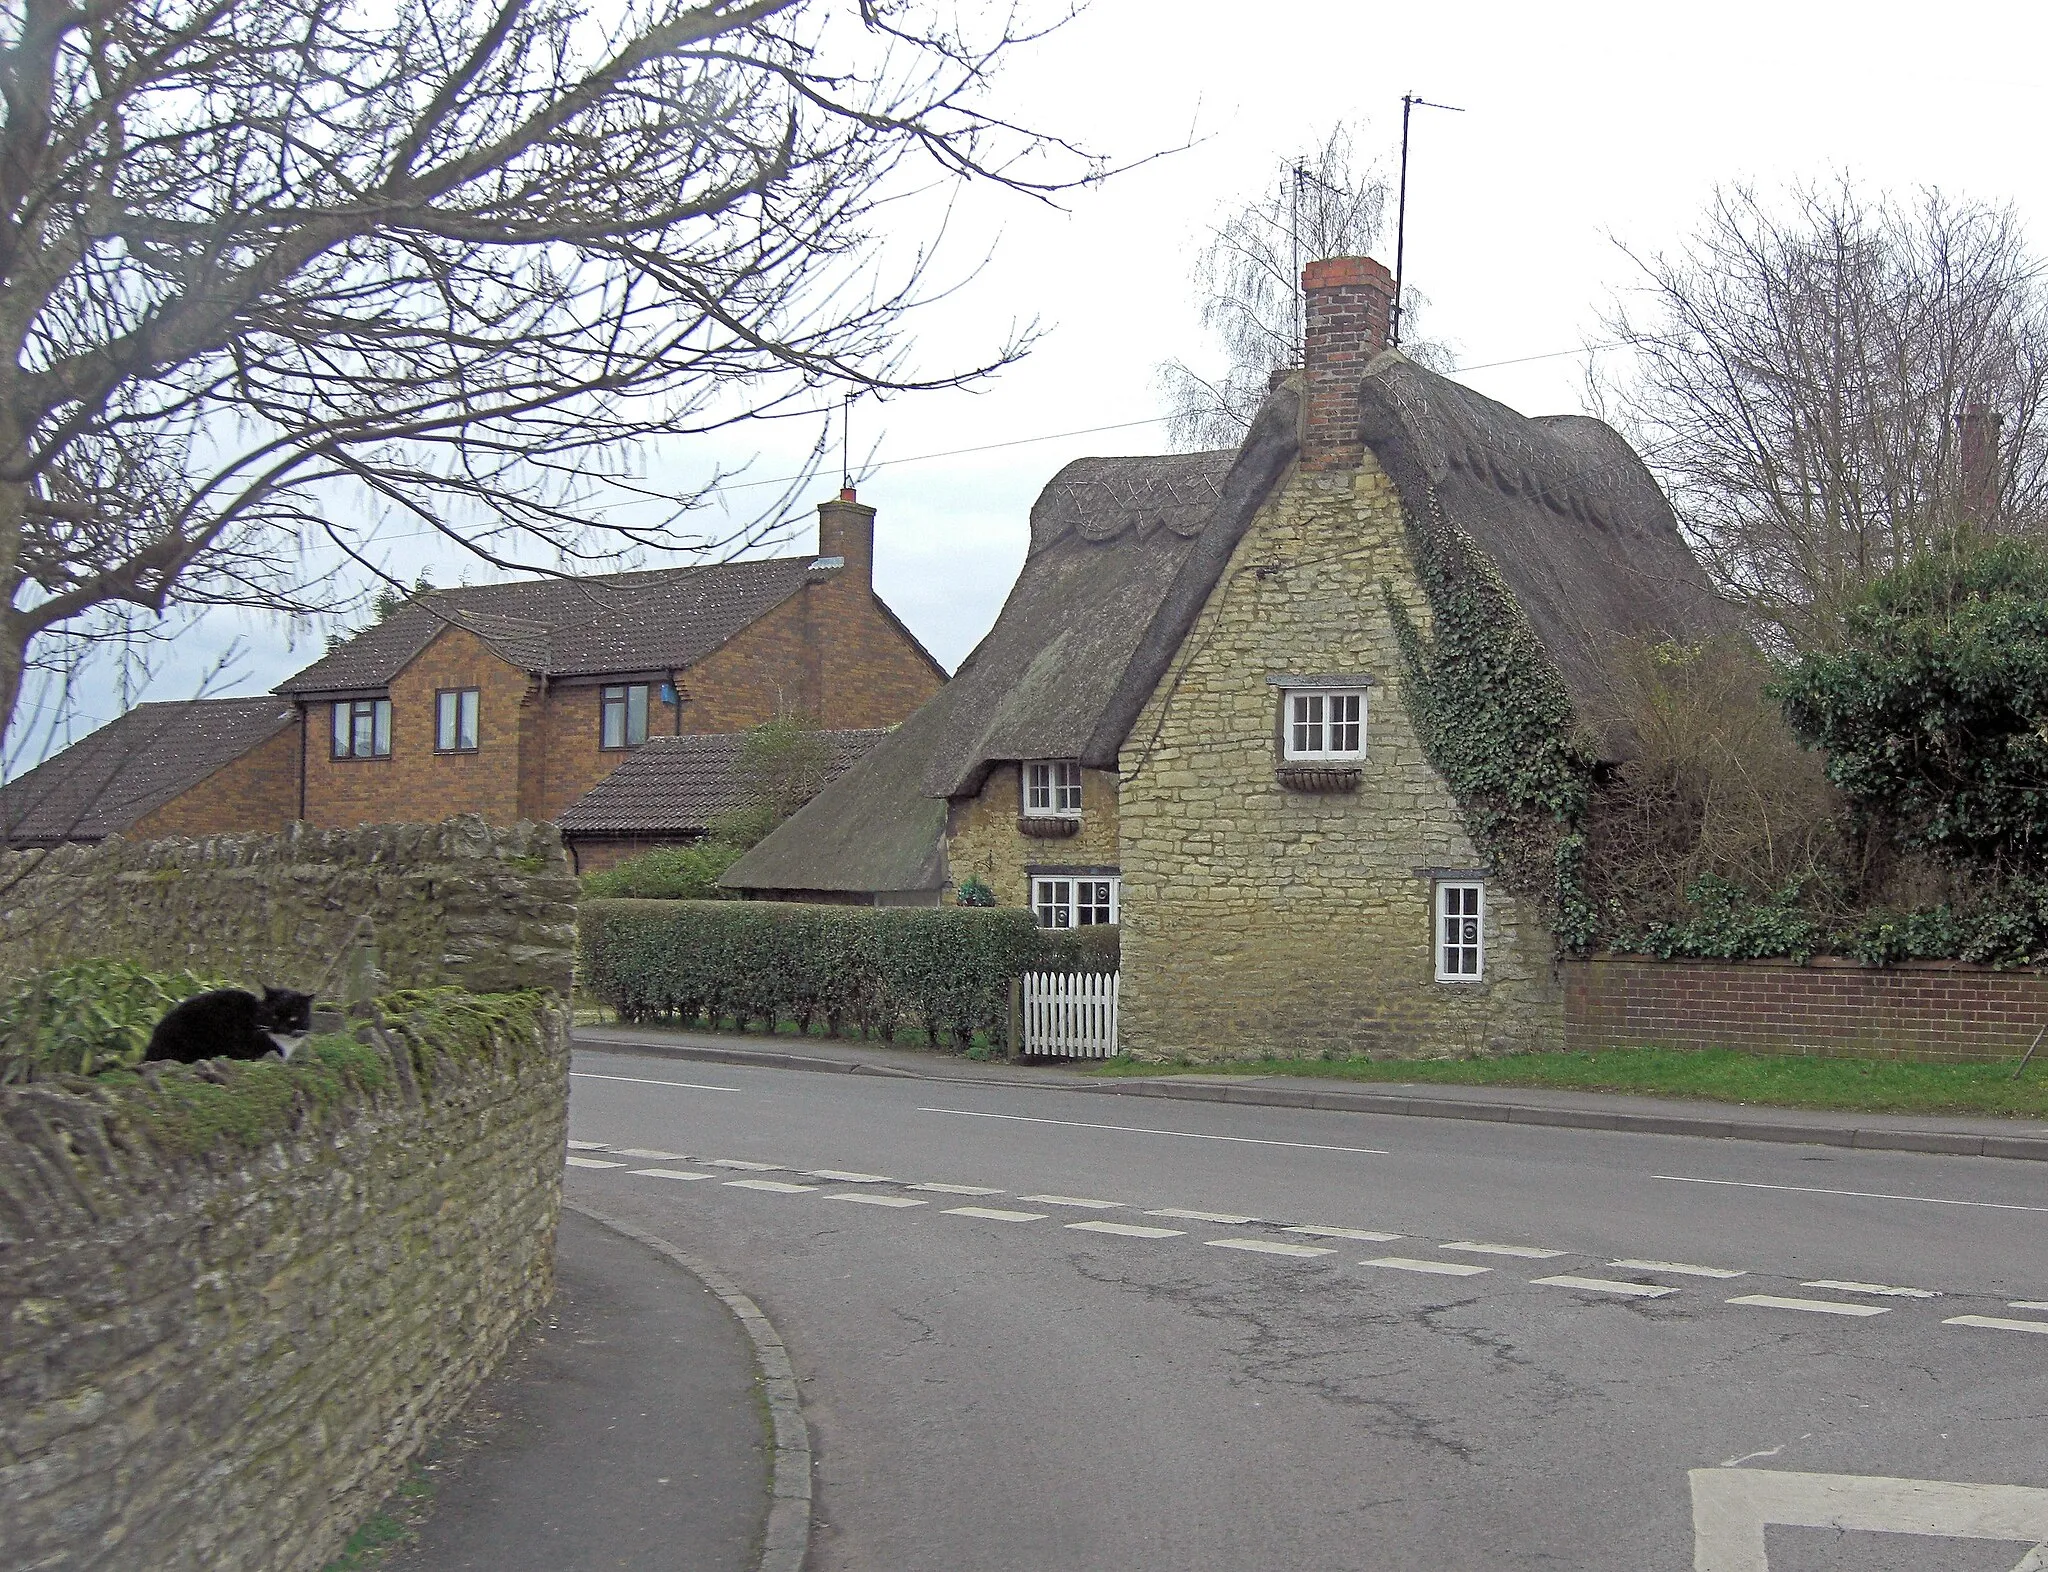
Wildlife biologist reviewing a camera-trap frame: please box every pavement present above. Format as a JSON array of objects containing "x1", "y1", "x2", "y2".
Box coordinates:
[
  {"x1": 564, "y1": 1037, "x2": 2048, "y2": 1572},
  {"x1": 382, "y1": 1205, "x2": 770, "y2": 1572}
]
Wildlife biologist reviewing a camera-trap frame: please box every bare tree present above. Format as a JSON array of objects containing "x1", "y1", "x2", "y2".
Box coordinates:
[
  {"x1": 1596, "y1": 178, "x2": 2048, "y2": 651},
  {"x1": 0, "y1": 0, "x2": 1109, "y2": 749}
]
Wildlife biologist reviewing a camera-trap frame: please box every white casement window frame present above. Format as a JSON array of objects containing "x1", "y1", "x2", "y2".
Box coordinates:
[
  {"x1": 1023, "y1": 759, "x2": 1084, "y2": 818},
  {"x1": 1280, "y1": 687, "x2": 1367, "y2": 762},
  {"x1": 1031, "y1": 872, "x2": 1119, "y2": 929},
  {"x1": 331, "y1": 697, "x2": 392, "y2": 760},
  {"x1": 1435, "y1": 880, "x2": 1486, "y2": 982},
  {"x1": 435, "y1": 687, "x2": 481, "y2": 753},
  {"x1": 600, "y1": 682, "x2": 651, "y2": 750}
]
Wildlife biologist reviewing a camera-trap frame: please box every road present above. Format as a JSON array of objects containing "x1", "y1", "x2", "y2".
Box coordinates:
[{"x1": 564, "y1": 1041, "x2": 2048, "y2": 1572}]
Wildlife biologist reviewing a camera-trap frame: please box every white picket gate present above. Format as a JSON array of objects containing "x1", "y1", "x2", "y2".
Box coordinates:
[{"x1": 1020, "y1": 970, "x2": 1119, "y2": 1058}]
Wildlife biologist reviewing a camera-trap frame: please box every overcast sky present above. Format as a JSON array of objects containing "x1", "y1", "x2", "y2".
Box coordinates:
[{"x1": 45, "y1": 0, "x2": 2048, "y2": 753}]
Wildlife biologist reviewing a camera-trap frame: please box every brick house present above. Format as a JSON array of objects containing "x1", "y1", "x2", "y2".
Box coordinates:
[
  {"x1": 724, "y1": 256, "x2": 1729, "y2": 1058},
  {"x1": 5, "y1": 494, "x2": 944, "y2": 846}
]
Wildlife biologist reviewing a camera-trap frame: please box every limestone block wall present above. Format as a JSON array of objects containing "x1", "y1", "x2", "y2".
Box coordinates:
[
  {"x1": 1118, "y1": 463, "x2": 1562, "y2": 1061},
  {"x1": 0, "y1": 816, "x2": 578, "y2": 996},
  {"x1": 944, "y1": 763, "x2": 1122, "y2": 906},
  {"x1": 0, "y1": 993, "x2": 569, "y2": 1572}
]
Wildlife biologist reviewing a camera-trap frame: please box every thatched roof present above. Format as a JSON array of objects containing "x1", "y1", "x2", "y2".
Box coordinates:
[
  {"x1": 0, "y1": 698, "x2": 297, "y2": 846},
  {"x1": 724, "y1": 357, "x2": 1728, "y2": 898}
]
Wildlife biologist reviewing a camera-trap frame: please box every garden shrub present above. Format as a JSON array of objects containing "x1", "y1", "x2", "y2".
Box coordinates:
[
  {"x1": 579, "y1": 900, "x2": 1118, "y2": 1048},
  {"x1": 0, "y1": 958, "x2": 232, "y2": 1082},
  {"x1": 580, "y1": 842, "x2": 743, "y2": 900}
]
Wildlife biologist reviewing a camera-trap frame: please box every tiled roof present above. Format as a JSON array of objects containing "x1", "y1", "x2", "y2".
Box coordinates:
[
  {"x1": 555, "y1": 729, "x2": 891, "y2": 835},
  {"x1": 0, "y1": 697, "x2": 297, "y2": 845},
  {"x1": 276, "y1": 558, "x2": 820, "y2": 694}
]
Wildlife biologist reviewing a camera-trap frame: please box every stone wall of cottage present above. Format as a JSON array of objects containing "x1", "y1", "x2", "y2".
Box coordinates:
[
  {"x1": 1117, "y1": 461, "x2": 1564, "y2": 1061},
  {"x1": 944, "y1": 763, "x2": 1121, "y2": 906},
  {"x1": 131, "y1": 721, "x2": 301, "y2": 841},
  {"x1": 0, "y1": 993, "x2": 568, "y2": 1572}
]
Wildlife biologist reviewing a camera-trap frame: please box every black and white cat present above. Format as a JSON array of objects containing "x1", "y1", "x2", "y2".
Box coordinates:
[{"x1": 145, "y1": 987, "x2": 316, "y2": 1064}]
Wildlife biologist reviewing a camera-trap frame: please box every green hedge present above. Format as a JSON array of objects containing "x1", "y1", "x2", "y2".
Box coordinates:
[{"x1": 579, "y1": 900, "x2": 1118, "y2": 1048}]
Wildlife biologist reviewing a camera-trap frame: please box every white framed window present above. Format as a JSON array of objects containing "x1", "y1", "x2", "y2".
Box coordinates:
[
  {"x1": 435, "y1": 688, "x2": 480, "y2": 753},
  {"x1": 1024, "y1": 760, "x2": 1083, "y2": 817},
  {"x1": 1436, "y1": 881, "x2": 1485, "y2": 981},
  {"x1": 331, "y1": 698, "x2": 392, "y2": 759},
  {"x1": 1283, "y1": 688, "x2": 1366, "y2": 761},
  {"x1": 1032, "y1": 874, "x2": 1118, "y2": 929},
  {"x1": 600, "y1": 683, "x2": 650, "y2": 750}
]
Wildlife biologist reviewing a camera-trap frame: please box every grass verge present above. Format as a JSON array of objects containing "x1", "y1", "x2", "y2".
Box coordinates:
[{"x1": 1084, "y1": 1046, "x2": 2048, "y2": 1120}]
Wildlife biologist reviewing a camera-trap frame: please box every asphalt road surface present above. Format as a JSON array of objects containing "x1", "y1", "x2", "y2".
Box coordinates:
[{"x1": 564, "y1": 1043, "x2": 2048, "y2": 1572}]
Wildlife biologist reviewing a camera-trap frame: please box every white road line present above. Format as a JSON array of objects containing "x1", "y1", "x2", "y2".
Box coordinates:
[
  {"x1": 824, "y1": 1193, "x2": 925, "y2": 1208},
  {"x1": 1654, "y1": 1173, "x2": 2048, "y2": 1215},
  {"x1": 1207, "y1": 1238, "x2": 1334, "y2": 1258},
  {"x1": 567, "y1": 1140, "x2": 610, "y2": 1150},
  {"x1": 1611, "y1": 1259, "x2": 1746, "y2": 1279},
  {"x1": 629, "y1": 1168, "x2": 713, "y2": 1181},
  {"x1": 725, "y1": 1179, "x2": 817, "y2": 1194},
  {"x1": 570, "y1": 1072, "x2": 741, "y2": 1093},
  {"x1": 567, "y1": 1155, "x2": 624, "y2": 1169},
  {"x1": 908, "y1": 1183, "x2": 1005, "y2": 1196},
  {"x1": 1146, "y1": 1208, "x2": 1258, "y2": 1224},
  {"x1": 708, "y1": 1159, "x2": 784, "y2": 1171},
  {"x1": 611, "y1": 1148, "x2": 692, "y2": 1161},
  {"x1": 1534, "y1": 1274, "x2": 1678, "y2": 1299},
  {"x1": 1945, "y1": 1314, "x2": 2048, "y2": 1335},
  {"x1": 1365, "y1": 1256, "x2": 1490, "y2": 1277},
  {"x1": 944, "y1": 1206, "x2": 1046, "y2": 1222},
  {"x1": 1802, "y1": 1279, "x2": 1940, "y2": 1299},
  {"x1": 2010, "y1": 1300, "x2": 2048, "y2": 1311},
  {"x1": 1021, "y1": 1194, "x2": 1124, "y2": 1210},
  {"x1": 1441, "y1": 1241, "x2": 1568, "y2": 1260},
  {"x1": 1284, "y1": 1225, "x2": 1402, "y2": 1242},
  {"x1": 1727, "y1": 1294, "x2": 1890, "y2": 1318},
  {"x1": 1067, "y1": 1220, "x2": 1185, "y2": 1239},
  {"x1": 920, "y1": 1107, "x2": 1387, "y2": 1156},
  {"x1": 806, "y1": 1170, "x2": 894, "y2": 1183}
]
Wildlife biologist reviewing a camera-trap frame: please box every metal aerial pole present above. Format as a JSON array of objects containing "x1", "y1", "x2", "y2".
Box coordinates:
[{"x1": 1392, "y1": 92, "x2": 1463, "y2": 350}]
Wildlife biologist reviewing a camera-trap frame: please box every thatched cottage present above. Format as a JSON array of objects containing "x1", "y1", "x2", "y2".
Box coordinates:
[{"x1": 723, "y1": 256, "x2": 1727, "y2": 1059}]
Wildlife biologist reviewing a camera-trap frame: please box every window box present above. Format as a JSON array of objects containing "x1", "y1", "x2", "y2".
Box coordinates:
[
  {"x1": 1023, "y1": 760, "x2": 1082, "y2": 818},
  {"x1": 1436, "y1": 881, "x2": 1485, "y2": 981},
  {"x1": 1032, "y1": 873, "x2": 1118, "y2": 929},
  {"x1": 1275, "y1": 765, "x2": 1362, "y2": 793},
  {"x1": 1017, "y1": 815, "x2": 1081, "y2": 838}
]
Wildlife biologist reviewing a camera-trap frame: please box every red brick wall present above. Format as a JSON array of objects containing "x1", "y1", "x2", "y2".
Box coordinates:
[
  {"x1": 1563, "y1": 954, "x2": 2048, "y2": 1063},
  {"x1": 132, "y1": 724, "x2": 301, "y2": 840},
  {"x1": 1301, "y1": 255, "x2": 1395, "y2": 471},
  {"x1": 561, "y1": 835, "x2": 693, "y2": 874},
  {"x1": 530, "y1": 679, "x2": 686, "y2": 824},
  {"x1": 302, "y1": 628, "x2": 532, "y2": 828}
]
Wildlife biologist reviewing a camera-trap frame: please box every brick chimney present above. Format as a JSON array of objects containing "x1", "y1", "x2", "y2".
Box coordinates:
[
  {"x1": 1301, "y1": 256, "x2": 1396, "y2": 471},
  {"x1": 816, "y1": 486, "x2": 874, "y2": 588},
  {"x1": 1959, "y1": 401, "x2": 2004, "y2": 525}
]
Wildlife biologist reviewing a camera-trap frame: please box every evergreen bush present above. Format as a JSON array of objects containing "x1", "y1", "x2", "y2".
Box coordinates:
[{"x1": 579, "y1": 901, "x2": 1118, "y2": 1048}]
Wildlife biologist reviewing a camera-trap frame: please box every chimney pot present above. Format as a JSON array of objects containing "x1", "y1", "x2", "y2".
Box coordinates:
[{"x1": 1300, "y1": 255, "x2": 1396, "y2": 471}]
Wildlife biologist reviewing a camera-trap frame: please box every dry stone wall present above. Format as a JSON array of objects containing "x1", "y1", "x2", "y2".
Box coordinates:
[
  {"x1": 0, "y1": 994, "x2": 570, "y2": 1572},
  {"x1": 1117, "y1": 463, "x2": 1563, "y2": 1061},
  {"x1": 0, "y1": 815, "x2": 578, "y2": 996}
]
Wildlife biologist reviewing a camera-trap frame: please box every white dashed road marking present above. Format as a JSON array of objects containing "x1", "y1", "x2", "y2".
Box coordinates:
[
  {"x1": 806, "y1": 1170, "x2": 893, "y2": 1183},
  {"x1": 2013, "y1": 1300, "x2": 2048, "y2": 1311},
  {"x1": 944, "y1": 1206, "x2": 1046, "y2": 1222},
  {"x1": 1207, "y1": 1238, "x2": 1334, "y2": 1258},
  {"x1": 567, "y1": 1140, "x2": 609, "y2": 1150},
  {"x1": 630, "y1": 1168, "x2": 712, "y2": 1181},
  {"x1": 1802, "y1": 1279, "x2": 1939, "y2": 1299},
  {"x1": 1366, "y1": 1256, "x2": 1490, "y2": 1277},
  {"x1": 570, "y1": 1072, "x2": 740, "y2": 1093},
  {"x1": 1727, "y1": 1294, "x2": 1890, "y2": 1317},
  {"x1": 1611, "y1": 1259, "x2": 1745, "y2": 1279},
  {"x1": 567, "y1": 1155, "x2": 624, "y2": 1169},
  {"x1": 1441, "y1": 1241, "x2": 1567, "y2": 1260},
  {"x1": 1068, "y1": 1221, "x2": 1185, "y2": 1239},
  {"x1": 920, "y1": 1106, "x2": 1388, "y2": 1155},
  {"x1": 1534, "y1": 1275, "x2": 1678, "y2": 1299},
  {"x1": 725, "y1": 1179, "x2": 816, "y2": 1194},
  {"x1": 709, "y1": 1159, "x2": 784, "y2": 1171},
  {"x1": 1654, "y1": 1173, "x2": 2048, "y2": 1214},
  {"x1": 1147, "y1": 1208, "x2": 1257, "y2": 1224},
  {"x1": 908, "y1": 1183, "x2": 1005, "y2": 1195},
  {"x1": 1285, "y1": 1225, "x2": 1402, "y2": 1242},
  {"x1": 1021, "y1": 1194, "x2": 1124, "y2": 1210},
  {"x1": 612, "y1": 1147, "x2": 692, "y2": 1160},
  {"x1": 825, "y1": 1193, "x2": 925, "y2": 1208},
  {"x1": 1944, "y1": 1314, "x2": 2048, "y2": 1335}
]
